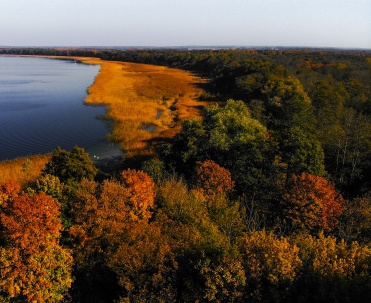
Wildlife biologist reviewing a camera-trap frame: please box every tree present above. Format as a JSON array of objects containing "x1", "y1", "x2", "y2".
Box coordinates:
[
  {"x1": 280, "y1": 126, "x2": 327, "y2": 178},
  {"x1": 121, "y1": 169, "x2": 156, "y2": 221},
  {"x1": 292, "y1": 233, "x2": 371, "y2": 302},
  {"x1": 262, "y1": 76, "x2": 316, "y2": 132},
  {"x1": 339, "y1": 193, "x2": 371, "y2": 243},
  {"x1": 27, "y1": 174, "x2": 73, "y2": 228},
  {"x1": 195, "y1": 160, "x2": 235, "y2": 198},
  {"x1": 69, "y1": 172, "x2": 155, "y2": 303},
  {"x1": 107, "y1": 221, "x2": 178, "y2": 303},
  {"x1": 141, "y1": 158, "x2": 166, "y2": 184},
  {"x1": 0, "y1": 180, "x2": 20, "y2": 205},
  {"x1": 323, "y1": 109, "x2": 371, "y2": 194},
  {"x1": 169, "y1": 100, "x2": 277, "y2": 200},
  {"x1": 282, "y1": 173, "x2": 345, "y2": 234},
  {"x1": 69, "y1": 179, "x2": 132, "y2": 303},
  {"x1": 43, "y1": 146, "x2": 97, "y2": 186},
  {"x1": 241, "y1": 231, "x2": 302, "y2": 302},
  {"x1": 195, "y1": 255, "x2": 246, "y2": 302},
  {"x1": 0, "y1": 191, "x2": 73, "y2": 302}
]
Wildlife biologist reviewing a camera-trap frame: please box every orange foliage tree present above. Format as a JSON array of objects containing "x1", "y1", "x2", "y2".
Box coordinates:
[
  {"x1": 195, "y1": 160, "x2": 235, "y2": 198},
  {"x1": 69, "y1": 179, "x2": 131, "y2": 265},
  {"x1": 107, "y1": 220, "x2": 178, "y2": 303},
  {"x1": 0, "y1": 188, "x2": 73, "y2": 302},
  {"x1": 0, "y1": 180, "x2": 20, "y2": 205},
  {"x1": 121, "y1": 169, "x2": 156, "y2": 220},
  {"x1": 282, "y1": 173, "x2": 345, "y2": 233},
  {"x1": 69, "y1": 179, "x2": 135, "y2": 302},
  {"x1": 69, "y1": 172, "x2": 155, "y2": 302}
]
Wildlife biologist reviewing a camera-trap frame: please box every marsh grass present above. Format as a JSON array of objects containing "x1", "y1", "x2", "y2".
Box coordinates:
[
  {"x1": 81, "y1": 59, "x2": 210, "y2": 158},
  {"x1": 0, "y1": 155, "x2": 50, "y2": 186},
  {"x1": 0, "y1": 56, "x2": 212, "y2": 179}
]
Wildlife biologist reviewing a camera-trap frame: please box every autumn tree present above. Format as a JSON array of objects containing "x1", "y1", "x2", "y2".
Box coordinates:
[
  {"x1": 70, "y1": 171, "x2": 155, "y2": 264},
  {"x1": 69, "y1": 179, "x2": 131, "y2": 303},
  {"x1": 241, "y1": 231, "x2": 302, "y2": 302},
  {"x1": 0, "y1": 191, "x2": 73, "y2": 303},
  {"x1": 121, "y1": 169, "x2": 156, "y2": 220},
  {"x1": 291, "y1": 233, "x2": 371, "y2": 302},
  {"x1": 107, "y1": 221, "x2": 178, "y2": 303},
  {"x1": 193, "y1": 254, "x2": 246, "y2": 302},
  {"x1": 69, "y1": 171, "x2": 155, "y2": 302},
  {"x1": 195, "y1": 160, "x2": 235, "y2": 198},
  {"x1": 281, "y1": 173, "x2": 345, "y2": 234},
  {"x1": 339, "y1": 193, "x2": 371, "y2": 243},
  {"x1": 0, "y1": 180, "x2": 20, "y2": 205}
]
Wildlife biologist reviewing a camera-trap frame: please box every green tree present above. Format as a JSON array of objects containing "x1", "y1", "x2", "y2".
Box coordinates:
[
  {"x1": 169, "y1": 100, "x2": 278, "y2": 204},
  {"x1": 323, "y1": 109, "x2": 371, "y2": 193},
  {"x1": 280, "y1": 126, "x2": 327, "y2": 178},
  {"x1": 43, "y1": 146, "x2": 97, "y2": 186},
  {"x1": 155, "y1": 176, "x2": 250, "y2": 302},
  {"x1": 262, "y1": 76, "x2": 316, "y2": 132},
  {"x1": 309, "y1": 79, "x2": 344, "y2": 129}
]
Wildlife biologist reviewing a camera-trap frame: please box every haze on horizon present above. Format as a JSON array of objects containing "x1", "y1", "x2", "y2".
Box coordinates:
[{"x1": 1, "y1": 0, "x2": 370, "y2": 49}]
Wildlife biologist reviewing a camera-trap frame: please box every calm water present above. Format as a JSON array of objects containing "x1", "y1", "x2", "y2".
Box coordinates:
[{"x1": 0, "y1": 56, "x2": 122, "y2": 161}]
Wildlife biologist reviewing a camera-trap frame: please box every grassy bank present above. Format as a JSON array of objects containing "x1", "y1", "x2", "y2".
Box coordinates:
[
  {"x1": 0, "y1": 155, "x2": 50, "y2": 185},
  {"x1": 80, "y1": 58, "x2": 209, "y2": 158}
]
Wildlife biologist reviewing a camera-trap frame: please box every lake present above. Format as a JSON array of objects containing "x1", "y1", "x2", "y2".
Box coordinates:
[{"x1": 0, "y1": 56, "x2": 123, "y2": 162}]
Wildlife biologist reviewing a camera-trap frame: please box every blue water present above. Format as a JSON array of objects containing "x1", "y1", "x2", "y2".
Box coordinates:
[{"x1": 0, "y1": 56, "x2": 122, "y2": 161}]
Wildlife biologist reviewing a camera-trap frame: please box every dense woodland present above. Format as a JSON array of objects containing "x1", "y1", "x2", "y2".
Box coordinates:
[{"x1": 1, "y1": 47, "x2": 371, "y2": 302}]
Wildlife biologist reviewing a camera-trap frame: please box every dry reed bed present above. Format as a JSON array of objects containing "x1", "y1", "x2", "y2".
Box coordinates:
[
  {"x1": 81, "y1": 58, "x2": 208, "y2": 158},
  {"x1": 0, "y1": 155, "x2": 50, "y2": 186}
]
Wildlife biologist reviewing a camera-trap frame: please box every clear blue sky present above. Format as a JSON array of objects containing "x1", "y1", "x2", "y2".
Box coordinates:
[{"x1": 1, "y1": 0, "x2": 370, "y2": 49}]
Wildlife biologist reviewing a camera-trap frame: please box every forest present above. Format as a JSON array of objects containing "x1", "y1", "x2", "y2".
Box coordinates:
[{"x1": 0, "y1": 47, "x2": 371, "y2": 303}]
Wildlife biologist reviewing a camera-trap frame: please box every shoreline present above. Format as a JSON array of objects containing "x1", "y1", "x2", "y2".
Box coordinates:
[{"x1": 0, "y1": 54, "x2": 210, "y2": 166}]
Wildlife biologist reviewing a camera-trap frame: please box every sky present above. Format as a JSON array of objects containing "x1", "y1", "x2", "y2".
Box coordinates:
[{"x1": 0, "y1": 0, "x2": 370, "y2": 49}]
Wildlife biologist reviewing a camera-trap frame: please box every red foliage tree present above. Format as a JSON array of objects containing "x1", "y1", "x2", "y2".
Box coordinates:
[
  {"x1": 282, "y1": 173, "x2": 345, "y2": 233},
  {"x1": 0, "y1": 191, "x2": 73, "y2": 302},
  {"x1": 195, "y1": 160, "x2": 235, "y2": 198}
]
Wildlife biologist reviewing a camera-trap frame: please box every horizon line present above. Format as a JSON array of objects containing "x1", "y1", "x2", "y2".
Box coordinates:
[{"x1": 1, "y1": 45, "x2": 371, "y2": 51}]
